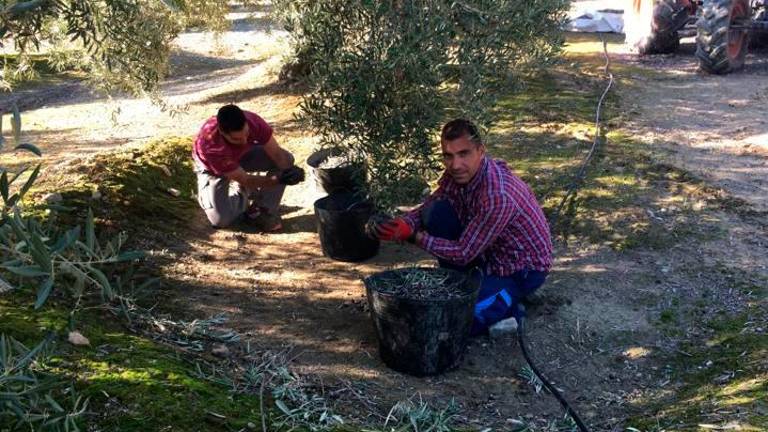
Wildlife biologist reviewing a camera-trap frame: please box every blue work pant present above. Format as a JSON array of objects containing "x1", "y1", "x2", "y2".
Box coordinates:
[{"x1": 421, "y1": 199, "x2": 547, "y2": 336}]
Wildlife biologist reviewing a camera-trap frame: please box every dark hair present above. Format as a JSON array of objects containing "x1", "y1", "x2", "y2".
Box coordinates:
[
  {"x1": 217, "y1": 104, "x2": 247, "y2": 133},
  {"x1": 441, "y1": 119, "x2": 482, "y2": 146}
]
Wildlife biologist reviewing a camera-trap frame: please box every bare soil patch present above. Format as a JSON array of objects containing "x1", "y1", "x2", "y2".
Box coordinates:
[{"x1": 620, "y1": 40, "x2": 768, "y2": 212}]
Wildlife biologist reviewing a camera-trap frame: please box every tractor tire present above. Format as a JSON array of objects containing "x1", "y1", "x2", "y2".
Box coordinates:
[
  {"x1": 636, "y1": 0, "x2": 690, "y2": 54},
  {"x1": 749, "y1": 9, "x2": 768, "y2": 49},
  {"x1": 696, "y1": 0, "x2": 751, "y2": 74}
]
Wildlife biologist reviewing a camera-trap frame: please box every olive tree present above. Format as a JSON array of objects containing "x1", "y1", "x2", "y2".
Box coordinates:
[
  {"x1": 0, "y1": 0, "x2": 237, "y2": 95},
  {"x1": 0, "y1": 2, "x2": 221, "y2": 424},
  {"x1": 0, "y1": 0, "x2": 223, "y2": 306},
  {"x1": 276, "y1": 0, "x2": 569, "y2": 209}
]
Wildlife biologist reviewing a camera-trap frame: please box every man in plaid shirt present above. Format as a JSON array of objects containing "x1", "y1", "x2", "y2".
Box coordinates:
[{"x1": 370, "y1": 119, "x2": 553, "y2": 335}]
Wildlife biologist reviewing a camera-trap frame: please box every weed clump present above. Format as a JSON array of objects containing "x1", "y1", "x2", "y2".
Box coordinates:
[{"x1": 33, "y1": 136, "x2": 197, "y2": 233}]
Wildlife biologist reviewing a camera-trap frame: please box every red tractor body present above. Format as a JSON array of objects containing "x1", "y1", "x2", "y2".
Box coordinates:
[{"x1": 626, "y1": 0, "x2": 768, "y2": 73}]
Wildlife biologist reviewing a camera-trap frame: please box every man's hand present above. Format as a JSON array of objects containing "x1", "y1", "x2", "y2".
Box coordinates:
[
  {"x1": 226, "y1": 167, "x2": 280, "y2": 190},
  {"x1": 278, "y1": 166, "x2": 305, "y2": 185},
  {"x1": 366, "y1": 216, "x2": 414, "y2": 242}
]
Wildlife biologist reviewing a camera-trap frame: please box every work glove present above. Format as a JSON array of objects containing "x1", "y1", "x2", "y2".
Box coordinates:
[
  {"x1": 278, "y1": 166, "x2": 305, "y2": 186},
  {"x1": 364, "y1": 214, "x2": 389, "y2": 240},
  {"x1": 366, "y1": 216, "x2": 414, "y2": 242}
]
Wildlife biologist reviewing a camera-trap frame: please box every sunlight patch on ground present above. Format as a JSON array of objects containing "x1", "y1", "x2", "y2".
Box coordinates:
[
  {"x1": 295, "y1": 363, "x2": 385, "y2": 381},
  {"x1": 74, "y1": 358, "x2": 193, "y2": 389},
  {"x1": 251, "y1": 93, "x2": 301, "y2": 123},
  {"x1": 563, "y1": 34, "x2": 628, "y2": 56},
  {"x1": 697, "y1": 422, "x2": 753, "y2": 430},
  {"x1": 594, "y1": 175, "x2": 636, "y2": 188},
  {"x1": 623, "y1": 346, "x2": 651, "y2": 360},
  {"x1": 580, "y1": 188, "x2": 618, "y2": 199},
  {"x1": 516, "y1": 123, "x2": 597, "y2": 141},
  {"x1": 720, "y1": 396, "x2": 758, "y2": 406},
  {"x1": 573, "y1": 263, "x2": 609, "y2": 274},
  {"x1": 683, "y1": 393, "x2": 708, "y2": 405},
  {"x1": 717, "y1": 378, "x2": 766, "y2": 398},
  {"x1": 744, "y1": 132, "x2": 768, "y2": 149}
]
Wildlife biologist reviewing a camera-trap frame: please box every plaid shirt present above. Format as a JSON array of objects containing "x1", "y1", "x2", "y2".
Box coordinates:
[{"x1": 404, "y1": 157, "x2": 553, "y2": 276}]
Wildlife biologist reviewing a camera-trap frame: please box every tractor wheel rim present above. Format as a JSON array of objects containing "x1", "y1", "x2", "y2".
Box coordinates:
[{"x1": 728, "y1": 0, "x2": 749, "y2": 59}]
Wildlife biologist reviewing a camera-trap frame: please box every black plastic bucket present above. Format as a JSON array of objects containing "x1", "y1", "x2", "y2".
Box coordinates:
[
  {"x1": 306, "y1": 148, "x2": 366, "y2": 195},
  {"x1": 364, "y1": 268, "x2": 480, "y2": 376},
  {"x1": 314, "y1": 193, "x2": 379, "y2": 262}
]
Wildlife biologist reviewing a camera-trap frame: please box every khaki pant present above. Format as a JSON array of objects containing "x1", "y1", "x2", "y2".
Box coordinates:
[{"x1": 195, "y1": 147, "x2": 294, "y2": 228}]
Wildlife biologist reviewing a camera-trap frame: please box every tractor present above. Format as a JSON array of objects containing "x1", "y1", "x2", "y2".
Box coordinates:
[{"x1": 625, "y1": 0, "x2": 768, "y2": 74}]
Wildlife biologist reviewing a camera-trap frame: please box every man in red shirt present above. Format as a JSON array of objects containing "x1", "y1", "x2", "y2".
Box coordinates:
[
  {"x1": 193, "y1": 104, "x2": 304, "y2": 230},
  {"x1": 369, "y1": 119, "x2": 553, "y2": 335}
]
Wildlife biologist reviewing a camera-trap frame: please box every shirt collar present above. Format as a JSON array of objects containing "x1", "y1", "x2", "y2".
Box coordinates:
[{"x1": 463, "y1": 156, "x2": 489, "y2": 195}]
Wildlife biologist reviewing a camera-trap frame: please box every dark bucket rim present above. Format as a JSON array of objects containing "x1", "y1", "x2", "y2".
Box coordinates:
[
  {"x1": 314, "y1": 193, "x2": 373, "y2": 213},
  {"x1": 306, "y1": 147, "x2": 361, "y2": 169},
  {"x1": 364, "y1": 267, "x2": 480, "y2": 304}
]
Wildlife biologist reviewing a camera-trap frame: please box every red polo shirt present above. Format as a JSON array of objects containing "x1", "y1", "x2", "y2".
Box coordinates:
[{"x1": 193, "y1": 111, "x2": 273, "y2": 176}]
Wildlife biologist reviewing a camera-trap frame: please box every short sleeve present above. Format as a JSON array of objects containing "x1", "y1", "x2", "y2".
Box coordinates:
[
  {"x1": 245, "y1": 111, "x2": 274, "y2": 145},
  {"x1": 204, "y1": 155, "x2": 240, "y2": 175}
]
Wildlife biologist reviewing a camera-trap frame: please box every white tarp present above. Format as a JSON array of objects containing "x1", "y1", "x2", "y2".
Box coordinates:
[{"x1": 567, "y1": 9, "x2": 625, "y2": 33}]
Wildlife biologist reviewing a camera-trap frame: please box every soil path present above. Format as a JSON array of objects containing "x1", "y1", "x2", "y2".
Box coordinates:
[
  {"x1": 2, "y1": 4, "x2": 767, "y2": 431},
  {"x1": 622, "y1": 42, "x2": 768, "y2": 212},
  {"x1": 571, "y1": 0, "x2": 768, "y2": 212},
  {"x1": 0, "y1": 3, "x2": 296, "y2": 165}
]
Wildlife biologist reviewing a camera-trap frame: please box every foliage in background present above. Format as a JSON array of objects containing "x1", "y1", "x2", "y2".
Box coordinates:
[
  {"x1": 275, "y1": 0, "x2": 568, "y2": 209},
  {"x1": 0, "y1": 0, "x2": 246, "y2": 96}
]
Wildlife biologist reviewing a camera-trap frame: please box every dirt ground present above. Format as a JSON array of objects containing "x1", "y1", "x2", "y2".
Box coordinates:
[
  {"x1": 2, "y1": 4, "x2": 767, "y2": 431},
  {"x1": 622, "y1": 43, "x2": 768, "y2": 212}
]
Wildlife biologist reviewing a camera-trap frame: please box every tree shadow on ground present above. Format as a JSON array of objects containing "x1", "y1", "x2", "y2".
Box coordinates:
[
  {"x1": 149, "y1": 227, "x2": 681, "y2": 429},
  {"x1": 0, "y1": 132, "x2": 135, "y2": 172},
  {"x1": 163, "y1": 51, "x2": 266, "y2": 98},
  {"x1": 194, "y1": 81, "x2": 305, "y2": 106},
  {"x1": 228, "y1": 15, "x2": 282, "y2": 33},
  {"x1": 0, "y1": 49, "x2": 262, "y2": 114}
]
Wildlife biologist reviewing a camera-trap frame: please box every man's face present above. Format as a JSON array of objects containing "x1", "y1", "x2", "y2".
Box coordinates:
[
  {"x1": 220, "y1": 123, "x2": 249, "y2": 146},
  {"x1": 441, "y1": 134, "x2": 485, "y2": 185}
]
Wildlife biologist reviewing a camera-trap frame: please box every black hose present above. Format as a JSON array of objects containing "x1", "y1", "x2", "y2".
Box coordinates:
[
  {"x1": 509, "y1": 33, "x2": 612, "y2": 432},
  {"x1": 548, "y1": 35, "x2": 615, "y2": 237},
  {"x1": 516, "y1": 316, "x2": 590, "y2": 432}
]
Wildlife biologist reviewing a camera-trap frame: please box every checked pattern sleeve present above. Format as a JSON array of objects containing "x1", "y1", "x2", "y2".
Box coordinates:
[{"x1": 416, "y1": 192, "x2": 519, "y2": 266}]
